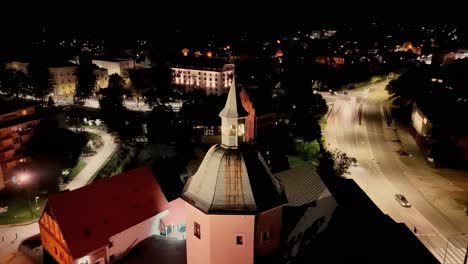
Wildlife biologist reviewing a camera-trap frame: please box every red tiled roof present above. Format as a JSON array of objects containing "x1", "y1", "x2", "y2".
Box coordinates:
[
  {"x1": 46, "y1": 166, "x2": 169, "y2": 259},
  {"x1": 161, "y1": 198, "x2": 186, "y2": 226}
]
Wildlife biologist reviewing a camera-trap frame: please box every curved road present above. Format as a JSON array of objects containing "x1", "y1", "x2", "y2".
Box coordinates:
[
  {"x1": 324, "y1": 83, "x2": 468, "y2": 263},
  {"x1": 0, "y1": 128, "x2": 116, "y2": 263}
]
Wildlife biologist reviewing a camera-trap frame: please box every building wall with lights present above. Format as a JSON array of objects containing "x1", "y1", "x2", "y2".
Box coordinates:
[
  {"x1": 411, "y1": 103, "x2": 432, "y2": 138},
  {"x1": 171, "y1": 64, "x2": 235, "y2": 95},
  {"x1": 0, "y1": 105, "x2": 65, "y2": 189},
  {"x1": 49, "y1": 66, "x2": 78, "y2": 97},
  {"x1": 0, "y1": 106, "x2": 39, "y2": 189}
]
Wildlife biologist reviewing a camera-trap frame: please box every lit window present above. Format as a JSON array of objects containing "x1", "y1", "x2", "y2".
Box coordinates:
[
  {"x1": 262, "y1": 230, "x2": 271, "y2": 242},
  {"x1": 236, "y1": 235, "x2": 243, "y2": 245},
  {"x1": 194, "y1": 222, "x2": 201, "y2": 239}
]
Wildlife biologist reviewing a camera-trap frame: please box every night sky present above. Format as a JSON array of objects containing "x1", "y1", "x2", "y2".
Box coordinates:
[{"x1": 0, "y1": 3, "x2": 466, "y2": 55}]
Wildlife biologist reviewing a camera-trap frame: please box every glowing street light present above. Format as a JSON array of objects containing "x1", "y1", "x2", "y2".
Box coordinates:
[{"x1": 16, "y1": 172, "x2": 30, "y2": 185}]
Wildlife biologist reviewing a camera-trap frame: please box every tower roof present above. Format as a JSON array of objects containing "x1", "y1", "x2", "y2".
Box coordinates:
[
  {"x1": 219, "y1": 78, "x2": 249, "y2": 118},
  {"x1": 181, "y1": 144, "x2": 287, "y2": 214}
]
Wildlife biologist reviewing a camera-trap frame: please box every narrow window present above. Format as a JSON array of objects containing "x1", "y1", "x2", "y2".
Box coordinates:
[
  {"x1": 194, "y1": 222, "x2": 201, "y2": 239},
  {"x1": 236, "y1": 235, "x2": 243, "y2": 245}
]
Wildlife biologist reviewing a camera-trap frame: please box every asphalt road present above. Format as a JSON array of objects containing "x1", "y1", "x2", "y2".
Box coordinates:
[{"x1": 323, "y1": 82, "x2": 468, "y2": 263}]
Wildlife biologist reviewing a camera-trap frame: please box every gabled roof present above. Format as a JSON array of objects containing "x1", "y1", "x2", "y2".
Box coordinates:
[
  {"x1": 219, "y1": 78, "x2": 249, "y2": 118},
  {"x1": 46, "y1": 166, "x2": 169, "y2": 259},
  {"x1": 274, "y1": 163, "x2": 333, "y2": 207}
]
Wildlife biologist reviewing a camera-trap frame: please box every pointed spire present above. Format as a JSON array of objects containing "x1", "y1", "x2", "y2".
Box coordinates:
[{"x1": 219, "y1": 77, "x2": 249, "y2": 118}]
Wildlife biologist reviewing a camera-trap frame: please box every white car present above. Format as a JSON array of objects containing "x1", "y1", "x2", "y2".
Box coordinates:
[{"x1": 395, "y1": 194, "x2": 411, "y2": 207}]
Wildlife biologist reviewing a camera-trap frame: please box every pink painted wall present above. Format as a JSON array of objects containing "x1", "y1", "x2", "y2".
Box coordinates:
[
  {"x1": 185, "y1": 202, "x2": 256, "y2": 264},
  {"x1": 108, "y1": 211, "x2": 167, "y2": 261},
  {"x1": 255, "y1": 206, "x2": 283, "y2": 256},
  {"x1": 209, "y1": 214, "x2": 255, "y2": 264},
  {"x1": 185, "y1": 203, "x2": 211, "y2": 264}
]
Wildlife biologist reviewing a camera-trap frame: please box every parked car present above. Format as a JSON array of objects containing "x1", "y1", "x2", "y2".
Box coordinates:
[
  {"x1": 350, "y1": 157, "x2": 358, "y2": 166},
  {"x1": 18, "y1": 234, "x2": 42, "y2": 262},
  {"x1": 395, "y1": 194, "x2": 411, "y2": 207}
]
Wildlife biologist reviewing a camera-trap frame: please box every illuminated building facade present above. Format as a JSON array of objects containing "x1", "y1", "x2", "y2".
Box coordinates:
[
  {"x1": 49, "y1": 62, "x2": 78, "y2": 97},
  {"x1": 0, "y1": 104, "x2": 64, "y2": 189},
  {"x1": 171, "y1": 57, "x2": 235, "y2": 95}
]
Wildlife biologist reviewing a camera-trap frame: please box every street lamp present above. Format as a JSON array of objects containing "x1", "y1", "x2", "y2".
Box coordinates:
[
  {"x1": 35, "y1": 196, "x2": 40, "y2": 210},
  {"x1": 13, "y1": 171, "x2": 35, "y2": 218},
  {"x1": 444, "y1": 233, "x2": 467, "y2": 264}
]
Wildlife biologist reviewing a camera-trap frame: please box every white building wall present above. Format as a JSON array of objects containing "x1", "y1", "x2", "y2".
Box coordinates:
[
  {"x1": 171, "y1": 64, "x2": 234, "y2": 95},
  {"x1": 92, "y1": 60, "x2": 121, "y2": 76},
  {"x1": 92, "y1": 60, "x2": 135, "y2": 77},
  {"x1": 49, "y1": 66, "x2": 77, "y2": 96},
  {"x1": 411, "y1": 103, "x2": 432, "y2": 137},
  {"x1": 107, "y1": 210, "x2": 168, "y2": 261}
]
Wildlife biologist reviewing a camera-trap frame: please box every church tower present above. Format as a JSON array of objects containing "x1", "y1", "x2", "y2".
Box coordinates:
[{"x1": 182, "y1": 77, "x2": 287, "y2": 264}]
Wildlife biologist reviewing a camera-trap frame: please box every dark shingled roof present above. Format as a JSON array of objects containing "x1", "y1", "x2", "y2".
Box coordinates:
[{"x1": 171, "y1": 57, "x2": 231, "y2": 70}]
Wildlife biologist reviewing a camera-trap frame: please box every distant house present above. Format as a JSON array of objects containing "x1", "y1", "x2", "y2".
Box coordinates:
[
  {"x1": 92, "y1": 58, "x2": 136, "y2": 77},
  {"x1": 0, "y1": 103, "x2": 65, "y2": 189},
  {"x1": 39, "y1": 166, "x2": 183, "y2": 264},
  {"x1": 48, "y1": 61, "x2": 78, "y2": 97},
  {"x1": 4, "y1": 61, "x2": 29, "y2": 74},
  {"x1": 171, "y1": 57, "x2": 235, "y2": 95}
]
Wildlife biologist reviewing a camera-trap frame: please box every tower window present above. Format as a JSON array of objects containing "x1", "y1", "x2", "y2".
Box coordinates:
[
  {"x1": 236, "y1": 235, "x2": 243, "y2": 245},
  {"x1": 262, "y1": 230, "x2": 271, "y2": 242},
  {"x1": 194, "y1": 222, "x2": 201, "y2": 239}
]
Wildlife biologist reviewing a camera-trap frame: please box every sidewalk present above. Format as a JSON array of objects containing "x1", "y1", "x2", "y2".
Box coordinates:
[{"x1": 66, "y1": 128, "x2": 117, "y2": 190}]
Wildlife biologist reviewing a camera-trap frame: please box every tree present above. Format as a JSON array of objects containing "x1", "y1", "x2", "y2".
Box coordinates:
[
  {"x1": 24, "y1": 119, "x2": 87, "y2": 191},
  {"x1": 317, "y1": 148, "x2": 353, "y2": 178},
  {"x1": 74, "y1": 64, "x2": 96, "y2": 104},
  {"x1": 47, "y1": 96, "x2": 55, "y2": 108},
  {"x1": 385, "y1": 64, "x2": 427, "y2": 106},
  {"x1": 27, "y1": 62, "x2": 54, "y2": 99},
  {"x1": 99, "y1": 74, "x2": 127, "y2": 135},
  {"x1": 0, "y1": 68, "x2": 29, "y2": 97}
]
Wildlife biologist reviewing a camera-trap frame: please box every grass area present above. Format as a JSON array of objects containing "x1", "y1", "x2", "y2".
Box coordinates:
[
  {"x1": 64, "y1": 160, "x2": 86, "y2": 183},
  {"x1": 0, "y1": 193, "x2": 47, "y2": 225},
  {"x1": 85, "y1": 132, "x2": 102, "y2": 142},
  {"x1": 320, "y1": 116, "x2": 327, "y2": 131},
  {"x1": 287, "y1": 155, "x2": 308, "y2": 168},
  {"x1": 287, "y1": 140, "x2": 321, "y2": 169},
  {"x1": 88, "y1": 143, "x2": 137, "y2": 183}
]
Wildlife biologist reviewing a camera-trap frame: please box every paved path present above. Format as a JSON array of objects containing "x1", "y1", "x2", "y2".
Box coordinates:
[
  {"x1": 0, "y1": 128, "x2": 117, "y2": 263},
  {"x1": 66, "y1": 128, "x2": 117, "y2": 190}
]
